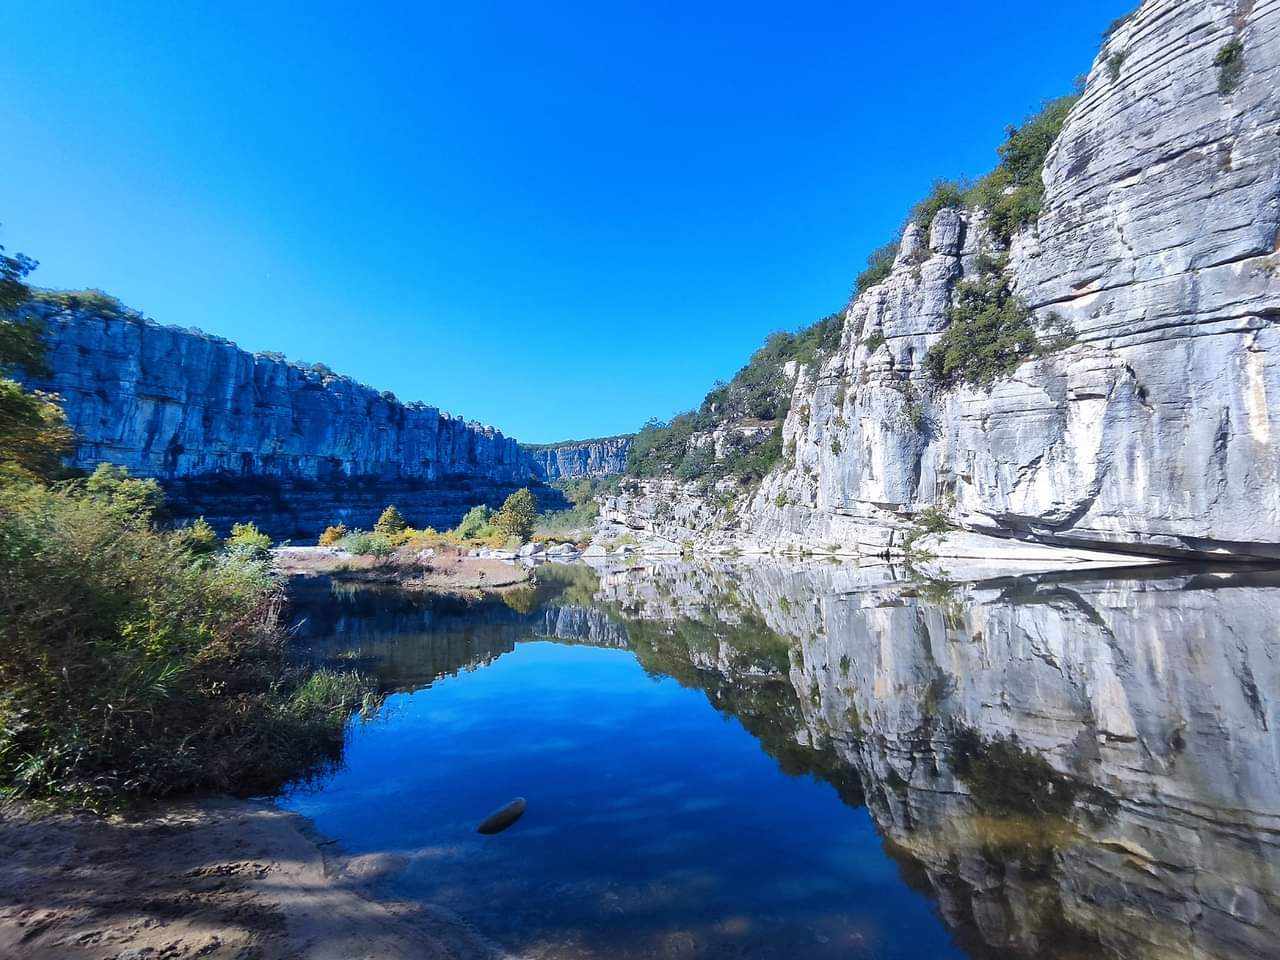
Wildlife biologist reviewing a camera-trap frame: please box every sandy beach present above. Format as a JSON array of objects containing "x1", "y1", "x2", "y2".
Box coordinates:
[{"x1": 0, "y1": 798, "x2": 510, "y2": 960}]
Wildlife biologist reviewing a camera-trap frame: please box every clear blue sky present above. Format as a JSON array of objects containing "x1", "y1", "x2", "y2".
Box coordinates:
[{"x1": 0, "y1": 1, "x2": 1129, "y2": 443}]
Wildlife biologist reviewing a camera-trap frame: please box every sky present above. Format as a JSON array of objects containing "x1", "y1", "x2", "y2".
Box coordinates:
[{"x1": 0, "y1": 1, "x2": 1131, "y2": 443}]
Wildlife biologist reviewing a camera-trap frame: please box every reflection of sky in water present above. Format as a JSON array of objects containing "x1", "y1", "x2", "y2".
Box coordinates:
[{"x1": 281, "y1": 641, "x2": 965, "y2": 959}]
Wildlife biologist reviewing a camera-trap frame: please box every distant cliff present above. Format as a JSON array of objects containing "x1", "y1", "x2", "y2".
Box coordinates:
[
  {"x1": 524, "y1": 436, "x2": 632, "y2": 481},
  {"x1": 19, "y1": 299, "x2": 560, "y2": 538},
  {"x1": 604, "y1": 0, "x2": 1280, "y2": 561}
]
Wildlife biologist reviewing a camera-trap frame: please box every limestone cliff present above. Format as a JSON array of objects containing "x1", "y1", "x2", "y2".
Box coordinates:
[
  {"x1": 604, "y1": 0, "x2": 1280, "y2": 560},
  {"x1": 524, "y1": 435, "x2": 632, "y2": 481},
  {"x1": 19, "y1": 300, "x2": 557, "y2": 537}
]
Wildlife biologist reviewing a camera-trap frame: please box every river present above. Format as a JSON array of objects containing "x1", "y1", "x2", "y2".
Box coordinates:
[{"x1": 280, "y1": 559, "x2": 1280, "y2": 960}]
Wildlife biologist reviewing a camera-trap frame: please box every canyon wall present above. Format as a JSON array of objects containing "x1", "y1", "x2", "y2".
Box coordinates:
[
  {"x1": 525, "y1": 436, "x2": 632, "y2": 481},
  {"x1": 20, "y1": 303, "x2": 559, "y2": 538},
  {"x1": 604, "y1": 0, "x2": 1280, "y2": 560}
]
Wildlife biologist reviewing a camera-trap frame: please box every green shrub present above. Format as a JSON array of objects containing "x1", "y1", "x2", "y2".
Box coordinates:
[
  {"x1": 318, "y1": 522, "x2": 348, "y2": 546},
  {"x1": 84, "y1": 463, "x2": 164, "y2": 522},
  {"x1": 924, "y1": 260, "x2": 1036, "y2": 387},
  {"x1": 454, "y1": 504, "x2": 492, "y2": 540},
  {"x1": 339, "y1": 530, "x2": 372, "y2": 553},
  {"x1": 0, "y1": 379, "x2": 72, "y2": 482},
  {"x1": 854, "y1": 242, "x2": 898, "y2": 295},
  {"x1": 904, "y1": 400, "x2": 927, "y2": 432},
  {"x1": 332, "y1": 528, "x2": 396, "y2": 557},
  {"x1": 364, "y1": 534, "x2": 394, "y2": 558},
  {"x1": 1106, "y1": 50, "x2": 1126, "y2": 81},
  {"x1": 675, "y1": 445, "x2": 714, "y2": 481},
  {"x1": 863, "y1": 331, "x2": 886, "y2": 353},
  {"x1": 180, "y1": 517, "x2": 220, "y2": 555},
  {"x1": 1215, "y1": 39, "x2": 1244, "y2": 95},
  {"x1": 0, "y1": 480, "x2": 376, "y2": 809},
  {"x1": 910, "y1": 179, "x2": 969, "y2": 234},
  {"x1": 968, "y1": 95, "x2": 1079, "y2": 243},
  {"x1": 373, "y1": 505, "x2": 407, "y2": 534},
  {"x1": 226, "y1": 521, "x2": 272, "y2": 556},
  {"x1": 495, "y1": 487, "x2": 537, "y2": 543}
]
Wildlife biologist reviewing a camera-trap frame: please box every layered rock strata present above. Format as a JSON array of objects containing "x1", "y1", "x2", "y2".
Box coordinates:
[
  {"x1": 20, "y1": 303, "x2": 560, "y2": 537},
  {"x1": 604, "y1": 0, "x2": 1280, "y2": 560},
  {"x1": 525, "y1": 436, "x2": 632, "y2": 480}
]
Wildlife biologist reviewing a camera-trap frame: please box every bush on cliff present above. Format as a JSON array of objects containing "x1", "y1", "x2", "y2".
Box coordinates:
[
  {"x1": 924, "y1": 259, "x2": 1036, "y2": 387},
  {"x1": 909, "y1": 179, "x2": 969, "y2": 235},
  {"x1": 854, "y1": 242, "x2": 898, "y2": 295},
  {"x1": 0, "y1": 476, "x2": 377, "y2": 809},
  {"x1": 849, "y1": 93, "x2": 1081, "y2": 305},
  {"x1": 968, "y1": 94, "x2": 1079, "y2": 243}
]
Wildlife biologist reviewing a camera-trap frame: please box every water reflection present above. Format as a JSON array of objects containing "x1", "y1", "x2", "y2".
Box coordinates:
[{"x1": 285, "y1": 559, "x2": 1280, "y2": 960}]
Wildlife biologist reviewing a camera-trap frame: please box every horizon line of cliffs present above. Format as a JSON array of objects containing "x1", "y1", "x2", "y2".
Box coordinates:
[{"x1": 16, "y1": 297, "x2": 628, "y2": 535}]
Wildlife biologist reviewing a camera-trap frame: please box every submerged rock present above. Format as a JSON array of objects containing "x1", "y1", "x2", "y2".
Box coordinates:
[{"x1": 476, "y1": 798, "x2": 527, "y2": 835}]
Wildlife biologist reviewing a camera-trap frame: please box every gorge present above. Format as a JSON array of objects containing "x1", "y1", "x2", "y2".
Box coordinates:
[
  {"x1": 16, "y1": 0, "x2": 1280, "y2": 561},
  {"x1": 19, "y1": 297, "x2": 629, "y2": 538}
]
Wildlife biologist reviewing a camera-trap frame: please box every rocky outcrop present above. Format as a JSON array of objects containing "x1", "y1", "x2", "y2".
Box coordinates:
[
  {"x1": 600, "y1": 559, "x2": 1280, "y2": 960},
  {"x1": 19, "y1": 303, "x2": 559, "y2": 538},
  {"x1": 525, "y1": 436, "x2": 632, "y2": 480},
  {"x1": 605, "y1": 0, "x2": 1280, "y2": 560}
]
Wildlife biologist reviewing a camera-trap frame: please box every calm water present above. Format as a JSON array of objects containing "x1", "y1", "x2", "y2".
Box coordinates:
[{"x1": 281, "y1": 561, "x2": 1280, "y2": 960}]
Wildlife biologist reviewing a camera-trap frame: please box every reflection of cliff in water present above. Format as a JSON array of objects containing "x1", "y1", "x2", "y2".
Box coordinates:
[
  {"x1": 286, "y1": 564, "x2": 624, "y2": 692},
  {"x1": 598, "y1": 560, "x2": 1280, "y2": 960}
]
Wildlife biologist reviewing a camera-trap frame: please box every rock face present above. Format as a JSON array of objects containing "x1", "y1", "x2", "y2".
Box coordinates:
[
  {"x1": 525, "y1": 436, "x2": 632, "y2": 481},
  {"x1": 605, "y1": 0, "x2": 1280, "y2": 560},
  {"x1": 20, "y1": 304, "x2": 561, "y2": 538}
]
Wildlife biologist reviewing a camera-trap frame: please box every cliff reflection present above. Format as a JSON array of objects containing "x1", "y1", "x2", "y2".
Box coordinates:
[
  {"x1": 598, "y1": 560, "x2": 1280, "y2": 960},
  {"x1": 289, "y1": 558, "x2": 1280, "y2": 960}
]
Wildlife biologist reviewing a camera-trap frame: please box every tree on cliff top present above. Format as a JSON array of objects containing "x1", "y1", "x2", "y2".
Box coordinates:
[
  {"x1": 0, "y1": 234, "x2": 72, "y2": 482},
  {"x1": 496, "y1": 488, "x2": 537, "y2": 543}
]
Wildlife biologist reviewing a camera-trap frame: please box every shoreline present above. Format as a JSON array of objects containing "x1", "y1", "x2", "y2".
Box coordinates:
[{"x1": 0, "y1": 796, "x2": 511, "y2": 960}]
